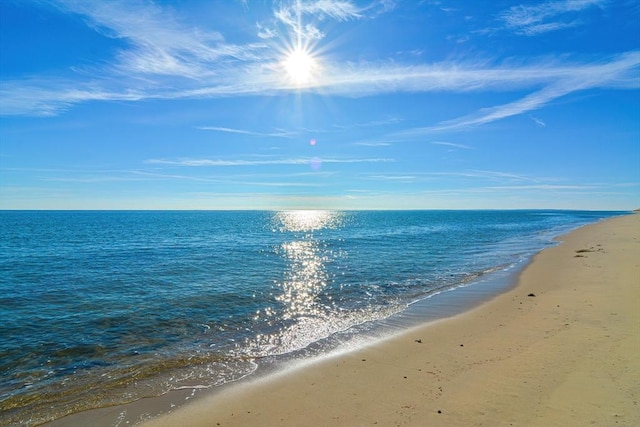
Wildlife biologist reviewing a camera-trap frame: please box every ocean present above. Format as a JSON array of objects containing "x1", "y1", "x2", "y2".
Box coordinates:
[{"x1": 0, "y1": 210, "x2": 623, "y2": 426}]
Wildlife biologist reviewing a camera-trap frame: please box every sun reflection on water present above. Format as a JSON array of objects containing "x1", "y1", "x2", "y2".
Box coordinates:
[
  {"x1": 278, "y1": 239, "x2": 329, "y2": 320},
  {"x1": 275, "y1": 210, "x2": 342, "y2": 232},
  {"x1": 244, "y1": 210, "x2": 346, "y2": 355},
  {"x1": 274, "y1": 210, "x2": 343, "y2": 321}
]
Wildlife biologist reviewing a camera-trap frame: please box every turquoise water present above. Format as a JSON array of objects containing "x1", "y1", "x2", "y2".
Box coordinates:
[{"x1": 0, "y1": 210, "x2": 622, "y2": 425}]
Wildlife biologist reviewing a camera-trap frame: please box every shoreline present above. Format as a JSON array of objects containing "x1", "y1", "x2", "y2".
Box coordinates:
[
  {"x1": 140, "y1": 213, "x2": 638, "y2": 426},
  {"x1": 42, "y1": 241, "x2": 531, "y2": 427},
  {"x1": 45, "y1": 214, "x2": 639, "y2": 426}
]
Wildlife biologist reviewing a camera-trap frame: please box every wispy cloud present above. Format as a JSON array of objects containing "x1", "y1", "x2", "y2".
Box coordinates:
[
  {"x1": 332, "y1": 116, "x2": 403, "y2": 130},
  {"x1": 422, "y1": 170, "x2": 545, "y2": 183},
  {"x1": 257, "y1": 22, "x2": 278, "y2": 39},
  {"x1": 530, "y1": 115, "x2": 546, "y2": 127},
  {"x1": 197, "y1": 121, "x2": 398, "y2": 138},
  {"x1": 4, "y1": 166, "x2": 340, "y2": 189},
  {"x1": 295, "y1": 0, "x2": 362, "y2": 20},
  {"x1": 430, "y1": 141, "x2": 472, "y2": 149},
  {"x1": 395, "y1": 51, "x2": 640, "y2": 133},
  {"x1": 366, "y1": 174, "x2": 417, "y2": 182},
  {"x1": 0, "y1": 1, "x2": 361, "y2": 115},
  {"x1": 356, "y1": 169, "x2": 546, "y2": 183},
  {"x1": 233, "y1": 180, "x2": 324, "y2": 187},
  {"x1": 197, "y1": 126, "x2": 295, "y2": 138},
  {"x1": 486, "y1": 184, "x2": 600, "y2": 190},
  {"x1": 135, "y1": 169, "x2": 337, "y2": 179},
  {"x1": 354, "y1": 141, "x2": 393, "y2": 147},
  {"x1": 0, "y1": 78, "x2": 147, "y2": 116},
  {"x1": 499, "y1": 0, "x2": 607, "y2": 36},
  {"x1": 1, "y1": 0, "x2": 638, "y2": 132},
  {"x1": 465, "y1": 169, "x2": 541, "y2": 182},
  {"x1": 55, "y1": 0, "x2": 265, "y2": 77},
  {"x1": 43, "y1": 175, "x2": 145, "y2": 183},
  {"x1": 146, "y1": 157, "x2": 394, "y2": 167},
  {"x1": 6, "y1": 50, "x2": 638, "y2": 117},
  {"x1": 270, "y1": 0, "x2": 363, "y2": 50}
]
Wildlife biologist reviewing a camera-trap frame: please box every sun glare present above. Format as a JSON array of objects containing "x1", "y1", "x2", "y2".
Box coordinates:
[{"x1": 283, "y1": 48, "x2": 316, "y2": 85}]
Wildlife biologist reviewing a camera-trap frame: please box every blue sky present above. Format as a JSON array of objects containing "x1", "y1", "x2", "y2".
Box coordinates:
[{"x1": 1, "y1": 0, "x2": 638, "y2": 210}]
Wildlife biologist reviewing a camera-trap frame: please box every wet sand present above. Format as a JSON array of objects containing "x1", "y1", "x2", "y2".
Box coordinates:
[{"x1": 137, "y1": 213, "x2": 639, "y2": 426}]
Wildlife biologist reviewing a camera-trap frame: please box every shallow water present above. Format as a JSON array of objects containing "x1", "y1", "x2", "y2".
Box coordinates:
[{"x1": 0, "y1": 210, "x2": 622, "y2": 425}]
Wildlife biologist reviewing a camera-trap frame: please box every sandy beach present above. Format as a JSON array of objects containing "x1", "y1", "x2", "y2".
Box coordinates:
[{"x1": 48, "y1": 213, "x2": 640, "y2": 427}]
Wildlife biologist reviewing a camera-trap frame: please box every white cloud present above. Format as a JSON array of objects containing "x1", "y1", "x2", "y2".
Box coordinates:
[
  {"x1": 297, "y1": 0, "x2": 362, "y2": 20},
  {"x1": 395, "y1": 51, "x2": 640, "y2": 133},
  {"x1": 273, "y1": 0, "x2": 361, "y2": 47},
  {"x1": 257, "y1": 23, "x2": 278, "y2": 39},
  {"x1": 53, "y1": 0, "x2": 265, "y2": 79},
  {"x1": 517, "y1": 21, "x2": 579, "y2": 36},
  {"x1": 500, "y1": 0, "x2": 607, "y2": 35},
  {"x1": 0, "y1": 78, "x2": 147, "y2": 116}
]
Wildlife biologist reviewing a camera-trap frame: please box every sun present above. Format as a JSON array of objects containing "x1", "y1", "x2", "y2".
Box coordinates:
[{"x1": 283, "y1": 48, "x2": 316, "y2": 85}]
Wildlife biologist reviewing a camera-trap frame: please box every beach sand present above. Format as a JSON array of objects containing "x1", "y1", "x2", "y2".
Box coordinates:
[{"x1": 136, "y1": 213, "x2": 639, "y2": 427}]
